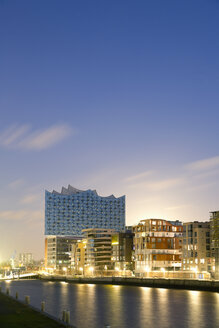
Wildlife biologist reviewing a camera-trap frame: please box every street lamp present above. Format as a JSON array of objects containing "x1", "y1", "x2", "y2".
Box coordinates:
[
  {"x1": 161, "y1": 267, "x2": 165, "y2": 278},
  {"x1": 145, "y1": 266, "x2": 150, "y2": 278},
  {"x1": 79, "y1": 267, "x2": 84, "y2": 276},
  {"x1": 104, "y1": 265, "x2": 108, "y2": 276},
  {"x1": 115, "y1": 267, "x2": 119, "y2": 276},
  {"x1": 89, "y1": 266, "x2": 94, "y2": 276},
  {"x1": 193, "y1": 267, "x2": 198, "y2": 279}
]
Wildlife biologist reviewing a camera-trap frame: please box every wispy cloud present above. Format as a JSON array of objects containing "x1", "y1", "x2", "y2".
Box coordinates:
[
  {"x1": 124, "y1": 170, "x2": 154, "y2": 183},
  {"x1": 8, "y1": 178, "x2": 25, "y2": 190},
  {"x1": 147, "y1": 177, "x2": 185, "y2": 191},
  {"x1": 20, "y1": 194, "x2": 40, "y2": 205},
  {"x1": 20, "y1": 124, "x2": 73, "y2": 150},
  {"x1": 193, "y1": 168, "x2": 219, "y2": 180},
  {"x1": 0, "y1": 123, "x2": 74, "y2": 151},
  {"x1": 164, "y1": 205, "x2": 187, "y2": 211},
  {"x1": 185, "y1": 180, "x2": 218, "y2": 193},
  {"x1": 186, "y1": 156, "x2": 219, "y2": 172},
  {"x1": 0, "y1": 210, "x2": 42, "y2": 222},
  {"x1": 129, "y1": 177, "x2": 185, "y2": 191},
  {"x1": 0, "y1": 124, "x2": 30, "y2": 146}
]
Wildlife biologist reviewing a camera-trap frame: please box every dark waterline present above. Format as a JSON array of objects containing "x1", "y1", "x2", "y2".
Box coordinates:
[{"x1": 1, "y1": 280, "x2": 219, "y2": 328}]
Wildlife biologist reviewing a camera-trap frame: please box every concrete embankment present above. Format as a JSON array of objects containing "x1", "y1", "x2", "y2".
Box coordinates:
[{"x1": 40, "y1": 275, "x2": 219, "y2": 292}]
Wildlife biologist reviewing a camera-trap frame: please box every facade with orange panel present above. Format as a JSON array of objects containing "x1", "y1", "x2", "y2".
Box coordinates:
[{"x1": 133, "y1": 219, "x2": 183, "y2": 275}]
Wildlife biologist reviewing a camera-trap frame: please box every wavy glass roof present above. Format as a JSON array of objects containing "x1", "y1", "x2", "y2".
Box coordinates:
[{"x1": 50, "y1": 184, "x2": 123, "y2": 199}]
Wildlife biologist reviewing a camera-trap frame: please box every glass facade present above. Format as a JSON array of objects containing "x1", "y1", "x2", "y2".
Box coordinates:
[{"x1": 45, "y1": 185, "x2": 125, "y2": 236}]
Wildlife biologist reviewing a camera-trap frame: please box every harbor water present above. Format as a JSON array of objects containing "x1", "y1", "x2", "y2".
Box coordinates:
[{"x1": 1, "y1": 280, "x2": 219, "y2": 328}]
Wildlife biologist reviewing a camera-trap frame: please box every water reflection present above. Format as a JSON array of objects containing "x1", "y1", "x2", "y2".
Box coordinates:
[
  {"x1": 5, "y1": 280, "x2": 12, "y2": 284},
  {"x1": 71, "y1": 284, "x2": 97, "y2": 327},
  {"x1": 156, "y1": 288, "x2": 169, "y2": 327},
  {"x1": 104, "y1": 285, "x2": 123, "y2": 327},
  {"x1": 188, "y1": 290, "x2": 219, "y2": 328},
  {"x1": 0, "y1": 280, "x2": 218, "y2": 328},
  {"x1": 187, "y1": 291, "x2": 202, "y2": 328}
]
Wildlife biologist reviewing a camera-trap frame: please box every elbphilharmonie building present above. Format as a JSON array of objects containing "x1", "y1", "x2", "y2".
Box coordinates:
[{"x1": 45, "y1": 185, "x2": 125, "y2": 236}]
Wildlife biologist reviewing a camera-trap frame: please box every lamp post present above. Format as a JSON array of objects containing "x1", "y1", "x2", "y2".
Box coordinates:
[
  {"x1": 161, "y1": 267, "x2": 165, "y2": 278},
  {"x1": 63, "y1": 267, "x2": 67, "y2": 277},
  {"x1": 79, "y1": 267, "x2": 84, "y2": 276},
  {"x1": 193, "y1": 267, "x2": 198, "y2": 279},
  {"x1": 115, "y1": 267, "x2": 119, "y2": 277},
  {"x1": 145, "y1": 266, "x2": 150, "y2": 278},
  {"x1": 89, "y1": 266, "x2": 94, "y2": 277}
]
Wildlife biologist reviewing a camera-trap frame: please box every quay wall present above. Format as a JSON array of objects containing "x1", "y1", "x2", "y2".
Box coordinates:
[{"x1": 40, "y1": 275, "x2": 219, "y2": 292}]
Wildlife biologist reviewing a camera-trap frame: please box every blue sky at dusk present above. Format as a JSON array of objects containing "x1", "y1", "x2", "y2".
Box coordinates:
[{"x1": 0, "y1": 0, "x2": 219, "y2": 260}]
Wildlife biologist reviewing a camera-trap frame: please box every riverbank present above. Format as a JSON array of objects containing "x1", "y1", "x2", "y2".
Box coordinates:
[
  {"x1": 40, "y1": 275, "x2": 219, "y2": 292},
  {"x1": 0, "y1": 290, "x2": 72, "y2": 328}
]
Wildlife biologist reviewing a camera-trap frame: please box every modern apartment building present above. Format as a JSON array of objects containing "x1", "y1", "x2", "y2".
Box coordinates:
[
  {"x1": 182, "y1": 221, "x2": 212, "y2": 273},
  {"x1": 45, "y1": 185, "x2": 125, "y2": 236},
  {"x1": 83, "y1": 228, "x2": 115, "y2": 274},
  {"x1": 210, "y1": 211, "x2": 219, "y2": 279},
  {"x1": 45, "y1": 235, "x2": 79, "y2": 271},
  {"x1": 133, "y1": 219, "x2": 183, "y2": 276},
  {"x1": 111, "y1": 231, "x2": 134, "y2": 271},
  {"x1": 69, "y1": 240, "x2": 86, "y2": 275}
]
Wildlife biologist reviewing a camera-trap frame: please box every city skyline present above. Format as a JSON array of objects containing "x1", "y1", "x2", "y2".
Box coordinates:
[{"x1": 1, "y1": 0, "x2": 219, "y2": 260}]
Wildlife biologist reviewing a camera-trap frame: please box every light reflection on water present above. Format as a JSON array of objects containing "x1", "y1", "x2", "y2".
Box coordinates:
[{"x1": 0, "y1": 280, "x2": 218, "y2": 328}]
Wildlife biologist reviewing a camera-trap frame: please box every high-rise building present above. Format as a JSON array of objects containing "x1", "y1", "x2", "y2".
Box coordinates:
[
  {"x1": 45, "y1": 185, "x2": 125, "y2": 236},
  {"x1": 210, "y1": 211, "x2": 219, "y2": 279},
  {"x1": 83, "y1": 228, "x2": 115, "y2": 274},
  {"x1": 182, "y1": 221, "x2": 212, "y2": 274},
  {"x1": 111, "y1": 231, "x2": 134, "y2": 271},
  {"x1": 69, "y1": 240, "x2": 86, "y2": 275},
  {"x1": 45, "y1": 235, "x2": 79, "y2": 271},
  {"x1": 133, "y1": 219, "x2": 183, "y2": 276}
]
